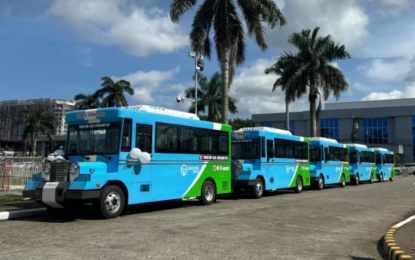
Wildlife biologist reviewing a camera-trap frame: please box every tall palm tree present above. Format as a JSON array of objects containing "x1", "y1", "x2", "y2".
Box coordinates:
[
  {"x1": 264, "y1": 54, "x2": 302, "y2": 131},
  {"x1": 170, "y1": 0, "x2": 286, "y2": 124},
  {"x1": 74, "y1": 93, "x2": 101, "y2": 110},
  {"x1": 268, "y1": 27, "x2": 351, "y2": 137},
  {"x1": 22, "y1": 106, "x2": 56, "y2": 156},
  {"x1": 94, "y1": 77, "x2": 134, "y2": 107},
  {"x1": 185, "y1": 71, "x2": 238, "y2": 121}
]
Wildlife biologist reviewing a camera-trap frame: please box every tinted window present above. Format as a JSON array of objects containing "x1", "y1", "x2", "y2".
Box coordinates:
[
  {"x1": 121, "y1": 118, "x2": 132, "y2": 152},
  {"x1": 156, "y1": 123, "x2": 178, "y2": 152},
  {"x1": 136, "y1": 123, "x2": 152, "y2": 153},
  {"x1": 274, "y1": 138, "x2": 308, "y2": 160}
]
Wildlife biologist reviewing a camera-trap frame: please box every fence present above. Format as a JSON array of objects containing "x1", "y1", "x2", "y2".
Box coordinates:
[{"x1": 0, "y1": 157, "x2": 43, "y2": 196}]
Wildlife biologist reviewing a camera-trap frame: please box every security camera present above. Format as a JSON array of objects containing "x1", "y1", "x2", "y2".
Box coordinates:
[{"x1": 176, "y1": 94, "x2": 182, "y2": 103}]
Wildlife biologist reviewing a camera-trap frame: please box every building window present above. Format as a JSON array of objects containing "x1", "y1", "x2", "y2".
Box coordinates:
[
  {"x1": 283, "y1": 121, "x2": 295, "y2": 134},
  {"x1": 412, "y1": 116, "x2": 415, "y2": 162},
  {"x1": 261, "y1": 122, "x2": 272, "y2": 127},
  {"x1": 320, "y1": 119, "x2": 339, "y2": 140},
  {"x1": 363, "y1": 118, "x2": 388, "y2": 145}
]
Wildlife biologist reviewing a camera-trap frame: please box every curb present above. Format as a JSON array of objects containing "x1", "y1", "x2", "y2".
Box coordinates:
[
  {"x1": 0, "y1": 208, "x2": 47, "y2": 221},
  {"x1": 384, "y1": 215, "x2": 415, "y2": 260}
]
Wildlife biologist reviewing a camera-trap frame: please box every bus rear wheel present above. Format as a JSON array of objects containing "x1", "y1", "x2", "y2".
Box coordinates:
[
  {"x1": 98, "y1": 185, "x2": 125, "y2": 219},
  {"x1": 199, "y1": 180, "x2": 216, "y2": 205},
  {"x1": 340, "y1": 174, "x2": 346, "y2": 188},
  {"x1": 295, "y1": 176, "x2": 303, "y2": 193},
  {"x1": 252, "y1": 178, "x2": 264, "y2": 199},
  {"x1": 354, "y1": 174, "x2": 359, "y2": 186}
]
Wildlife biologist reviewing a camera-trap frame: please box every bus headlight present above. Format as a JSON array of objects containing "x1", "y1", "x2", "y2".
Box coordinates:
[
  {"x1": 41, "y1": 162, "x2": 51, "y2": 181},
  {"x1": 68, "y1": 163, "x2": 80, "y2": 175}
]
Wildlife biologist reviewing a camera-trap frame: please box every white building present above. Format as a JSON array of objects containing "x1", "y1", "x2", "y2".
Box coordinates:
[{"x1": 0, "y1": 98, "x2": 75, "y2": 150}]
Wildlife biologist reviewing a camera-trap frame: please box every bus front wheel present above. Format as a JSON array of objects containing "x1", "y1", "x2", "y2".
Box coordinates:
[
  {"x1": 199, "y1": 180, "x2": 216, "y2": 205},
  {"x1": 99, "y1": 185, "x2": 125, "y2": 219},
  {"x1": 369, "y1": 174, "x2": 374, "y2": 184},
  {"x1": 252, "y1": 178, "x2": 264, "y2": 199},
  {"x1": 317, "y1": 175, "x2": 324, "y2": 190},
  {"x1": 354, "y1": 174, "x2": 359, "y2": 186},
  {"x1": 295, "y1": 176, "x2": 303, "y2": 193},
  {"x1": 378, "y1": 173, "x2": 384, "y2": 183}
]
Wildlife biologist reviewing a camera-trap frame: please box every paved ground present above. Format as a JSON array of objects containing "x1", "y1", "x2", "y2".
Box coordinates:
[
  {"x1": 0, "y1": 200, "x2": 44, "y2": 212},
  {"x1": 1, "y1": 177, "x2": 415, "y2": 260},
  {"x1": 394, "y1": 217, "x2": 415, "y2": 257}
]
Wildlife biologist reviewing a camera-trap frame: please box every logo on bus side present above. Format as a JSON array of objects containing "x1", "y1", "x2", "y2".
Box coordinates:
[
  {"x1": 181, "y1": 164, "x2": 200, "y2": 176},
  {"x1": 286, "y1": 166, "x2": 295, "y2": 173}
]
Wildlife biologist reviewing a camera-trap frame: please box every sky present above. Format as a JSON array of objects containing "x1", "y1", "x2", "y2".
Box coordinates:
[{"x1": 1, "y1": 0, "x2": 415, "y2": 119}]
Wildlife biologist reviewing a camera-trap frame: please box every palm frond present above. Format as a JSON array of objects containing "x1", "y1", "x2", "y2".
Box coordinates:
[{"x1": 170, "y1": 0, "x2": 198, "y2": 23}]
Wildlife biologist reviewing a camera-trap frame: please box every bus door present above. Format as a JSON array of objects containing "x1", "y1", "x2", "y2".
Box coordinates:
[
  {"x1": 265, "y1": 139, "x2": 276, "y2": 188},
  {"x1": 132, "y1": 122, "x2": 153, "y2": 183}
]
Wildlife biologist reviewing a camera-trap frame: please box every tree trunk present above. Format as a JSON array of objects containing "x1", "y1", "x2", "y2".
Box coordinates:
[
  {"x1": 220, "y1": 48, "x2": 230, "y2": 125},
  {"x1": 32, "y1": 134, "x2": 36, "y2": 157},
  {"x1": 285, "y1": 101, "x2": 290, "y2": 131},
  {"x1": 310, "y1": 96, "x2": 317, "y2": 137}
]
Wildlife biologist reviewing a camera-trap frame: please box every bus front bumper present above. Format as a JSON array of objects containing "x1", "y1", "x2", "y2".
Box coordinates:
[{"x1": 23, "y1": 181, "x2": 100, "y2": 209}]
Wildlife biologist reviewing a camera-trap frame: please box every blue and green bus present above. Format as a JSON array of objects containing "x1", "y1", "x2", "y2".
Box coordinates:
[
  {"x1": 231, "y1": 127, "x2": 311, "y2": 198},
  {"x1": 308, "y1": 137, "x2": 350, "y2": 190},
  {"x1": 346, "y1": 144, "x2": 376, "y2": 185},
  {"x1": 23, "y1": 105, "x2": 232, "y2": 218},
  {"x1": 373, "y1": 147, "x2": 396, "y2": 182}
]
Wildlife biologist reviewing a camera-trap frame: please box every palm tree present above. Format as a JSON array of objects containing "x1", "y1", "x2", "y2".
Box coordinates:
[
  {"x1": 268, "y1": 27, "x2": 351, "y2": 137},
  {"x1": 74, "y1": 93, "x2": 101, "y2": 110},
  {"x1": 94, "y1": 77, "x2": 134, "y2": 107},
  {"x1": 22, "y1": 106, "x2": 56, "y2": 156},
  {"x1": 170, "y1": 0, "x2": 286, "y2": 124},
  {"x1": 185, "y1": 72, "x2": 238, "y2": 121},
  {"x1": 264, "y1": 54, "x2": 302, "y2": 131}
]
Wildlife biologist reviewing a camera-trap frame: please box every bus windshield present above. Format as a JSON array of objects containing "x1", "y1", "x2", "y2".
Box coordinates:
[
  {"x1": 309, "y1": 147, "x2": 321, "y2": 162},
  {"x1": 231, "y1": 139, "x2": 261, "y2": 160},
  {"x1": 66, "y1": 121, "x2": 122, "y2": 155}
]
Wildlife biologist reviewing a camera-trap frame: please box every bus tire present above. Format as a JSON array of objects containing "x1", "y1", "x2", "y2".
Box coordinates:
[
  {"x1": 369, "y1": 173, "x2": 374, "y2": 184},
  {"x1": 295, "y1": 176, "x2": 303, "y2": 193},
  {"x1": 99, "y1": 185, "x2": 125, "y2": 219},
  {"x1": 252, "y1": 178, "x2": 264, "y2": 199},
  {"x1": 389, "y1": 177, "x2": 394, "y2": 181},
  {"x1": 378, "y1": 173, "x2": 384, "y2": 183},
  {"x1": 317, "y1": 175, "x2": 324, "y2": 190},
  {"x1": 354, "y1": 174, "x2": 359, "y2": 185},
  {"x1": 340, "y1": 174, "x2": 346, "y2": 188},
  {"x1": 199, "y1": 180, "x2": 216, "y2": 205}
]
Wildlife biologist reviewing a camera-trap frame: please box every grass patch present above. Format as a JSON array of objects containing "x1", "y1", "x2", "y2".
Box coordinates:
[{"x1": 0, "y1": 195, "x2": 24, "y2": 201}]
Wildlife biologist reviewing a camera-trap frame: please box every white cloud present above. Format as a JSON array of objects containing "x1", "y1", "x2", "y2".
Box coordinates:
[
  {"x1": 357, "y1": 58, "x2": 409, "y2": 81},
  {"x1": 229, "y1": 59, "x2": 310, "y2": 119},
  {"x1": 113, "y1": 67, "x2": 180, "y2": 104},
  {"x1": 81, "y1": 57, "x2": 92, "y2": 67},
  {"x1": 45, "y1": 0, "x2": 188, "y2": 57},
  {"x1": 372, "y1": 0, "x2": 415, "y2": 16},
  {"x1": 265, "y1": 0, "x2": 369, "y2": 54},
  {"x1": 361, "y1": 84, "x2": 415, "y2": 101}
]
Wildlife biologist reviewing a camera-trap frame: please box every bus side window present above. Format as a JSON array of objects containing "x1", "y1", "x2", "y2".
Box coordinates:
[
  {"x1": 136, "y1": 123, "x2": 153, "y2": 153},
  {"x1": 267, "y1": 139, "x2": 274, "y2": 161},
  {"x1": 324, "y1": 147, "x2": 329, "y2": 162},
  {"x1": 121, "y1": 118, "x2": 133, "y2": 152}
]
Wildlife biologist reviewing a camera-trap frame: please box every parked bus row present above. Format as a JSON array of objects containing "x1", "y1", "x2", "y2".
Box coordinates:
[{"x1": 22, "y1": 105, "x2": 395, "y2": 219}]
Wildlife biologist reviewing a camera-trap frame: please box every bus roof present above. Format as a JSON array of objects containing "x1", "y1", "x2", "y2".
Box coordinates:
[
  {"x1": 308, "y1": 137, "x2": 338, "y2": 143},
  {"x1": 343, "y1": 143, "x2": 368, "y2": 148},
  {"x1": 372, "y1": 147, "x2": 388, "y2": 151},
  {"x1": 125, "y1": 105, "x2": 199, "y2": 120},
  {"x1": 236, "y1": 127, "x2": 292, "y2": 135}
]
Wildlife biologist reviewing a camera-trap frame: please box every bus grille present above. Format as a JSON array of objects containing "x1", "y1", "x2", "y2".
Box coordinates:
[{"x1": 50, "y1": 161, "x2": 68, "y2": 182}]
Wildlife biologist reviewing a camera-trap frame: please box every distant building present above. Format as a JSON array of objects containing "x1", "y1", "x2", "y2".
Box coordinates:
[
  {"x1": 252, "y1": 98, "x2": 415, "y2": 163},
  {"x1": 0, "y1": 98, "x2": 75, "y2": 152}
]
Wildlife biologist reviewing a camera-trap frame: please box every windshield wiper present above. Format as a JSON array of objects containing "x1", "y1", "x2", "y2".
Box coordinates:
[{"x1": 95, "y1": 152, "x2": 112, "y2": 160}]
